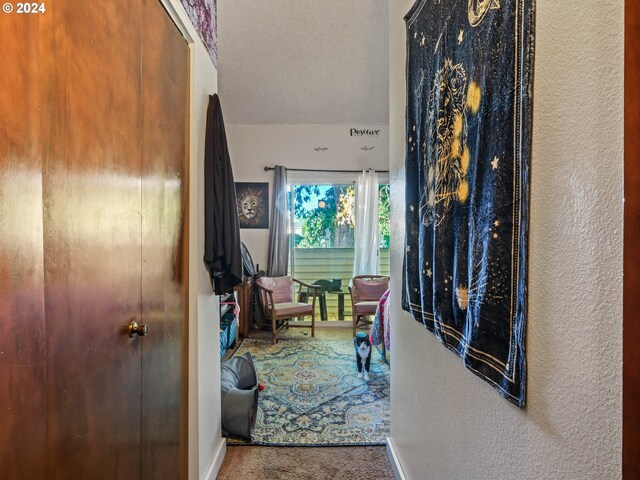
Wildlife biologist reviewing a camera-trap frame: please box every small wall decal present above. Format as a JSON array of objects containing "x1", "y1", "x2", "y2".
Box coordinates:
[
  {"x1": 361, "y1": 146, "x2": 375, "y2": 151},
  {"x1": 350, "y1": 128, "x2": 380, "y2": 137},
  {"x1": 314, "y1": 147, "x2": 328, "y2": 152}
]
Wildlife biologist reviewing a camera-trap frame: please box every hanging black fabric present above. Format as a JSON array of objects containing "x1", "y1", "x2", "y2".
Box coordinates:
[{"x1": 203, "y1": 94, "x2": 242, "y2": 295}]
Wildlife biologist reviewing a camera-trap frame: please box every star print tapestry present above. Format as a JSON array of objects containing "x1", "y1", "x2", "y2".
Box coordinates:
[{"x1": 402, "y1": 0, "x2": 535, "y2": 407}]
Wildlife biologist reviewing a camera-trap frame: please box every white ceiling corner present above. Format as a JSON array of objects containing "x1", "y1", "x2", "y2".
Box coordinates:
[{"x1": 217, "y1": 0, "x2": 389, "y2": 125}]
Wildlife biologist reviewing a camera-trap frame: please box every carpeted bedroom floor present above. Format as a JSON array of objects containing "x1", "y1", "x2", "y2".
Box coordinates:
[{"x1": 219, "y1": 325, "x2": 394, "y2": 479}]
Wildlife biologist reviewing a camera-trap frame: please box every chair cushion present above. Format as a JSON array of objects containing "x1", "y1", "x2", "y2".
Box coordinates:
[
  {"x1": 257, "y1": 276, "x2": 294, "y2": 305},
  {"x1": 352, "y1": 277, "x2": 390, "y2": 302},
  {"x1": 273, "y1": 302, "x2": 313, "y2": 317},
  {"x1": 354, "y1": 301, "x2": 379, "y2": 315}
]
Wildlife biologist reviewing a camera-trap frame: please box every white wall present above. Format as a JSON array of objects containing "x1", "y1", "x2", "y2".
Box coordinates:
[
  {"x1": 161, "y1": 2, "x2": 224, "y2": 479},
  {"x1": 388, "y1": 1, "x2": 623, "y2": 479},
  {"x1": 226, "y1": 124, "x2": 389, "y2": 269}
]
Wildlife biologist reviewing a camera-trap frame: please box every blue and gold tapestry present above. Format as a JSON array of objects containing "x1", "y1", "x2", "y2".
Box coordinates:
[{"x1": 402, "y1": 0, "x2": 535, "y2": 407}]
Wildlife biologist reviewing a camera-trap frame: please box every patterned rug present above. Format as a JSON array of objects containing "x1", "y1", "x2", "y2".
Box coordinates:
[{"x1": 225, "y1": 339, "x2": 390, "y2": 446}]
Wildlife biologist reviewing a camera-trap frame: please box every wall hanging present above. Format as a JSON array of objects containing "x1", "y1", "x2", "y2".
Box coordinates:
[
  {"x1": 402, "y1": 0, "x2": 535, "y2": 407},
  {"x1": 179, "y1": 0, "x2": 217, "y2": 66},
  {"x1": 236, "y1": 182, "x2": 269, "y2": 229}
]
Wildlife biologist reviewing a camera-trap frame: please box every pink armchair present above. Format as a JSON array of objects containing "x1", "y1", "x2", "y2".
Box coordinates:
[
  {"x1": 349, "y1": 275, "x2": 390, "y2": 336},
  {"x1": 255, "y1": 276, "x2": 319, "y2": 344}
]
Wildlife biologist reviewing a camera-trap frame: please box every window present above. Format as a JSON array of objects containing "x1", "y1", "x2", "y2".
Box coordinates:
[
  {"x1": 288, "y1": 179, "x2": 390, "y2": 320},
  {"x1": 378, "y1": 183, "x2": 390, "y2": 275}
]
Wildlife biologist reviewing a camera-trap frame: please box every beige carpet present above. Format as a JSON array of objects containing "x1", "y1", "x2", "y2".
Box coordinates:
[{"x1": 217, "y1": 446, "x2": 395, "y2": 480}]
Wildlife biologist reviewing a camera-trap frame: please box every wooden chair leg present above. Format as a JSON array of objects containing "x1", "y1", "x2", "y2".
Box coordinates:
[
  {"x1": 311, "y1": 311, "x2": 315, "y2": 337},
  {"x1": 352, "y1": 315, "x2": 357, "y2": 337},
  {"x1": 272, "y1": 316, "x2": 277, "y2": 344}
]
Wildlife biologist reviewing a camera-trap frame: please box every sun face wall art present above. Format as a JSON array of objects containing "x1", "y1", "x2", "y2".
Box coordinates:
[{"x1": 402, "y1": 0, "x2": 535, "y2": 407}]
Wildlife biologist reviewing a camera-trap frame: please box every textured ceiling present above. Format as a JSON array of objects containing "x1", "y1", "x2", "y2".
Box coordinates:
[{"x1": 217, "y1": 0, "x2": 389, "y2": 125}]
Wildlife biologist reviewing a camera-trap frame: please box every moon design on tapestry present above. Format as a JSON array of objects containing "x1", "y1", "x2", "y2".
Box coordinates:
[
  {"x1": 420, "y1": 59, "x2": 470, "y2": 227},
  {"x1": 468, "y1": 0, "x2": 501, "y2": 27}
]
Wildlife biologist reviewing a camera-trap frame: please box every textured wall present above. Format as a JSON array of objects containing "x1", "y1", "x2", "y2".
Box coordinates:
[
  {"x1": 226, "y1": 124, "x2": 389, "y2": 269},
  {"x1": 388, "y1": 0, "x2": 623, "y2": 479},
  {"x1": 160, "y1": 1, "x2": 223, "y2": 479},
  {"x1": 190, "y1": 55, "x2": 223, "y2": 480},
  {"x1": 217, "y1": 0, "x2": 388, "y2": 125}
]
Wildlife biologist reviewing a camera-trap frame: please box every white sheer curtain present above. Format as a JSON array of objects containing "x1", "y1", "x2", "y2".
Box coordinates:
[{"x1": 353, "y1": 169, "x2": 379, "y2": 276}]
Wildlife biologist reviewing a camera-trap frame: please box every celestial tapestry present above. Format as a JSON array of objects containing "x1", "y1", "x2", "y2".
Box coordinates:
[
  {"x1": 402, "y1": 0, "x2": 535, "y2": 407},
  {"x1": 180, "y1": 0, "x2": 217, "y2": 66}
]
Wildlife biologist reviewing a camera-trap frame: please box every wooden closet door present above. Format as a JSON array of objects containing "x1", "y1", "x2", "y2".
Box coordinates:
[
  {"x1": 0, "y1": 11, "x2": 50, "y2": 479},
  {"x1": 0, "y1": 1, "x2": 189, "y2": 477},
  {"x1": 140, "y1": 1, "x2": 189, "y2": 478},
  {"x1": 43, "y1": 1, "x2": 144, "y2": 478}
]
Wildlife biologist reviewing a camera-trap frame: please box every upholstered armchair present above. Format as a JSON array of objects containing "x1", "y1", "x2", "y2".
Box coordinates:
[
  {"x1": 349, "y1": 275, "x2": 390, "y2": 336},
  {"x1": 255, "y1": 276, "x2": 319, "y2": 344}
]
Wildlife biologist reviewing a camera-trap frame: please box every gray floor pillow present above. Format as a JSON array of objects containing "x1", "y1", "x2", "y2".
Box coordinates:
[{"x1": 220, "y1": 352, "x2": 259, "y2": 439}]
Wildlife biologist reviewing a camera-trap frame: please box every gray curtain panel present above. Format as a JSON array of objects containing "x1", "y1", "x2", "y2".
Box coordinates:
[{"x1": 267, "y1": 166, "x2": 288, "y2": 276}]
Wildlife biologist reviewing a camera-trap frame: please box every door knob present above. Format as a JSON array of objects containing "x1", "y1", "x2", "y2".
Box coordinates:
[{"x1": 128, "y1": 321, "x2": 149, "y2": 338}]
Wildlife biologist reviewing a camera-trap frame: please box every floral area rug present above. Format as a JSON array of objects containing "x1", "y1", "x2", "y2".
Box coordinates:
[{"x1": 225, "y1": 339, "x2": 390, "y2": 446}]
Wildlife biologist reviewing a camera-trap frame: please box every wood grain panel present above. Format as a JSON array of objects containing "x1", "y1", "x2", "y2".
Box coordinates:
[
  {"x1": 139, "y1": 1, "x2": 189, "y2": 479},
  {"x1": 44, "y1": 1, "x2": 143, "y2": 477},
  {"x1": 624, "y1": 0, "x2": 640, "y2": 477},
  {"x1": 0, "y1": 12, "x2": 50, "y2": 479},
  {"x1": 1, "y1": 1, "x2": 189, "y2": 477}
]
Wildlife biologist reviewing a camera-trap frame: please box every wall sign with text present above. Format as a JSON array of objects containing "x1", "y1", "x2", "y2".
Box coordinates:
[{"x1": 349, "y1": 128, "x2": 380, "y2": 137}]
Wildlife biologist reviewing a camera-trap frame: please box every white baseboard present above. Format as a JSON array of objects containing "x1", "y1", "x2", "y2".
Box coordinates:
[
  {"x1": 202, "y1": 437, "x2": 226, "y2": 480},
  {"x1": 386, "y1": 437, "x2": 407, "y2": 480}
]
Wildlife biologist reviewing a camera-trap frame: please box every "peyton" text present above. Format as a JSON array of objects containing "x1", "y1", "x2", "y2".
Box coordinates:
[{"x1": 350, "y1": 128, "x2": 380, "y2": 137}]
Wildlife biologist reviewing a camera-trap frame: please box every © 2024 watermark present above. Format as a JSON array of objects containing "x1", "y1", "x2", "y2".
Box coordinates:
[{"x1": 2, "y1": 2, "x2": 46, "y2": 14}]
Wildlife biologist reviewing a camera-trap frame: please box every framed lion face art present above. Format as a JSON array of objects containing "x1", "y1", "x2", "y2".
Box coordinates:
[{"x1": 235, "y1": 182, "x2": 269, "y2": 229}]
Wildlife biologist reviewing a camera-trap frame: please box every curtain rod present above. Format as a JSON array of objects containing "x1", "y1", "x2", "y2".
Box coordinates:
[{"x1": 263, "y1": 166, "x2": 389, "y2": 173}]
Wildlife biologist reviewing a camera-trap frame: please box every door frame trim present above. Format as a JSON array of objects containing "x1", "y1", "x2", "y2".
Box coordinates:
[
  {"x1": 624, "y1": 0, "x2": 639, "y2": 477},
  {"x1": 159, "y1": 1, "x2": 196, "y2": 44},
  {"x1": 154, "y1": 2, "x2": 196, "y2": 478}
]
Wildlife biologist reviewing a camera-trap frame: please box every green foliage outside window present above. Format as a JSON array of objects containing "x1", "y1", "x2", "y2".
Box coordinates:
[
  {"x1": 292, "y1": 184, "x2": 390, "y2": 249},
  {"x1": 378, "y1": 184, "x2": 390, "y2": 248}
]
